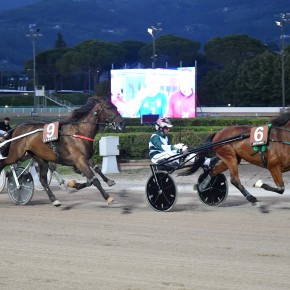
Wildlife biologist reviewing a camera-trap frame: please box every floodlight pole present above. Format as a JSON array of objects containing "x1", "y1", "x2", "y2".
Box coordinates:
[
  {"x1": 276, "y1": 13, "x2": 290, "y2": 111},
  {"x1": 147, "y1": 23, "x2": 162, "y2": 69},
  {"x1": 26, "y1": 24, "x2": 42, "y2": 114}
]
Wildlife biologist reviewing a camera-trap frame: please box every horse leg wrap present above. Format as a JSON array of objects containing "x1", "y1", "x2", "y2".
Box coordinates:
[
  {"x1": 233, "y1": 182, "x2": 258, "y2": 204},
  {"x1": 86, "y1": 178, "x2": 93, "y2": 187},
  {"x1": 246, "y1": 195, "x2": 257, "y2": 203},
  {"x1": 254, "y1": 179, "x2": 284, "y2": 194},
  {"x1": 254, "y1": 179, "x2": 263, "y2": 188},
  {"x1": 261, "y1": 183, "x2": 284, "y2": 194}
]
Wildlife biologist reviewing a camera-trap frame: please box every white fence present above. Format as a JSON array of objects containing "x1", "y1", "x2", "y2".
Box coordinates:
[{"x1": 0, "y1": 106, "x2": 285, "y2": 118}]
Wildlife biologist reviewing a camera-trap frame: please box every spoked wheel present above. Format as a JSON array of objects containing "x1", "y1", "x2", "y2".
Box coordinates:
[
  {"x1": 0, "y1": 170, "x2": 6, "y2": 192},
  {"x1": 30, "y1": 162, "x2": 52, "y2": 191},
  {"x1": 7, "y1": 167, "x2": 34, "y2": 205},
  {"x1": 146, "y1": 171, "x2": 177, "y2": 211},
  {"x1": 197, "y1": 172, "x2": 228, "y2": 206}
]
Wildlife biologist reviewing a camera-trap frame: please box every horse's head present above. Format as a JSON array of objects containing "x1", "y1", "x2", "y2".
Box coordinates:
[{"x1": 92, "y1": 96, "x2": 126, "y2": 131}]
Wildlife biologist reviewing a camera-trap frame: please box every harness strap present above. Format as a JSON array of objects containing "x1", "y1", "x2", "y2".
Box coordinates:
[
  {"x1": 259, "y1": 149, "x2": 267, "y2": 168},
  {"x1": 49, "y1": 141, "x2": 61, "y2": 162},
  {"x1": 251, "y1": 124, "x2": 271, "y2": 168},
  {"x1": 270, "y1": 140, "x2": 290, "y2": 145},
  {"x1": 72, "y1": 134, "x2": 94, "y2": 141}
]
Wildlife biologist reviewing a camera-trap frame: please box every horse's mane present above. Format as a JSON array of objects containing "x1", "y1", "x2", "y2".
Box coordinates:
[
  {"x1": 60, "y1": 96, "x2": 106, "y2": 124},
  {"x1": 270, "y1": 111, "x2": 290, "y2": 127}
]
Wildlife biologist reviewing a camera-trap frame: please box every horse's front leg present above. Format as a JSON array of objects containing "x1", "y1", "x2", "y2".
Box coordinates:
[
  {"x1": 231, "y1": 178, "x2": 258, "y2": 203},
  {"x1": 92, "y1": 164, "x2": 115, "y2": 187},
  {"x1": 76, "y1": 160, "x2": 114, "y2": 205},
  {"x1": 35, "y1": 158, "x2": 61, "y2": 207},
  {"x1": 253, "y1": 166, "x2": 285, "y2": 194},
  {"x1": 211, "y1": 157, "x2": 258, "y2": 204}
]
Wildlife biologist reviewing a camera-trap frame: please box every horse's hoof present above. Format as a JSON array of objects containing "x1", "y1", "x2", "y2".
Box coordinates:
[
  {"x1": 53, "y1": 200, "x2": 62, "y2": 207},
  {"x1": 253, "y1": 179, "x2": 263, "y2": 188},
  {"x1": 67, "y1": 180, "x2": 76, "y2": 188},
  {"x1": 259, "y1": 204, "x2": 269, "y2": 213},
  {"x1": 107, "y1": 179, "x2": 116, "y2": 187},
  {"x1": 107, "y1": 196, "x2": 115, "y2": 205},
  {"x1": 246, "y1": 195, "x2": 257, "y2": 203},
  {"x1": 251, "y1": 202, "x2": 270, "y2": 213}
]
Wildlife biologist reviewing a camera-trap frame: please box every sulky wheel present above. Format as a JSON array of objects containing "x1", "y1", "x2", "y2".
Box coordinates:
[
  {"x1": 197, "y1": 172, "x2": 228, "y2": 206},
  {"x1": 146, "y1": 171, "x2": 177, "y2": 211},
  {"x1": 7, "y1": 167, "x2": 34, "y2": 205},
  {"x1": 0, "y1": 170, "x2": 6, "y2": 193}
]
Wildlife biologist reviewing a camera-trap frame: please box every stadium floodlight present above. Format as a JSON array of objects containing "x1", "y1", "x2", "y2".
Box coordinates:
[
  {"x1": 147, "y1": 23, "x2": 162, "y2": 69},
  {"x1": 26, "y1": 24, "x2": 43, "y2": 114},
  {"x1": 275, "y1": 13, "x2": 290, "y2": 110}
]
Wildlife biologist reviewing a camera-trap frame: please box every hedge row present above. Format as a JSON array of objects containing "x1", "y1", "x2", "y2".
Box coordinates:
[
  {"x1": 123, "y1": 116, "x2": 270, "y2": 127},
  {"x1": 93, "y1": 116, "x2": 272, "y2": 162},
  {"x1": 93, "y1": 131, "x2": 215, "y2": 163}
]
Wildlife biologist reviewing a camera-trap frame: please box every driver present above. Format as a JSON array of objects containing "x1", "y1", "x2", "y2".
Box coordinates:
[
  {"x1": 0, "y1": 129, "x2": 7, "y2": 159},
  {"x1": 148, "y1": 117, "x2": 203, "y2": 168}
]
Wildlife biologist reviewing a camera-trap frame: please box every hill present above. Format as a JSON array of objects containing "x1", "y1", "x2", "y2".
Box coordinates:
[
  {"x1": 0, "y1": 0, "x2": 288, "y2": 70},
  {"x1": 0, "y1": 0, "x2": 39, "y2": 11}
]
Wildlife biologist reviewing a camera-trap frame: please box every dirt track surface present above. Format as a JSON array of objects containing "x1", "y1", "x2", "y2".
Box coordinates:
[{"x1": 1, "y1": 164, "x2": 290, "y2": 290}]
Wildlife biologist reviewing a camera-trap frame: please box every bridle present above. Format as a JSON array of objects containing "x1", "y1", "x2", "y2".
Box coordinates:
[{"x1": 92, "y1": 103, "x2": 123, "y2": 130}]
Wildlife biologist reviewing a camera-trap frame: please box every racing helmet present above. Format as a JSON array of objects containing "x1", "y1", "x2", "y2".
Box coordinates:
[{"x1": 155, "y1": 117, "x2": 173, "y2": 130}]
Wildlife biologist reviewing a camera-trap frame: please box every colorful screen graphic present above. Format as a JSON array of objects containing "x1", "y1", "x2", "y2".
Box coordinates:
[{"x1": 111, "y1": 68, "x2": 196, "y2": 118}]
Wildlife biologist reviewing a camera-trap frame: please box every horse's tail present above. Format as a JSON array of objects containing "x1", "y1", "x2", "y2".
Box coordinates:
[
  {"x1": 178, "y1": 132, "x2": 217, "y2": 176},
  {"x1": 204, "y1": 131, "x2": 217, "y2": 154},
  {"x1": 205, "y1": 132, "x2": 217, "y2": 143}
]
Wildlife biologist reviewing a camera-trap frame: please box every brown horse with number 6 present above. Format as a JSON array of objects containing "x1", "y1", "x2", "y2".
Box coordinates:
[
  {"x1": 201, "y1": 112, "x2": 290, "y2": 208},
  {"x1": 0, "y1": 96, "x2": 125, "y2": 207}
]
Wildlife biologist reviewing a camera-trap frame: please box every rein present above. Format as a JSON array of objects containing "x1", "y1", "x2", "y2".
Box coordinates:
[
  {"x1": 60, "y1": 105, "x2": 120, "y2": 141},
  {"x1": 269, "y1": 126, "x2": 290, "y2": 145},
  {"x1": 72, "y1": 134, "x2": 94, "y2": 141}
]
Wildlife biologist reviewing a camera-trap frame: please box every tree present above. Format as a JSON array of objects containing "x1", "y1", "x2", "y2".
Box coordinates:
[
  {"x1": 119, "y1": 40, "x2": 146, "y2": 68},
  {"x1": 55, "y1": 32, "x2": 67, "y2": 48},
  {"x1": 56, "y1": 39, "x2": 125, "y2": 91},
  {"x1": 235, "y1": 51, "x2": 280, "y2": 106},
  {"x1": 282, "y1": 45, "x2": 290, "y2": 106},
  {"x1": 204, "y1": 35, "x2": 268, "y2": 67},
  {"x1": 25, "y1": 47, "x2": 71, "y2": 91},
  {"x1": 139, "y1": 34, "x2": 202, "y2": 68},
  {"x1": 198, "y1": 61, "x2": 239, "y2": 106}
]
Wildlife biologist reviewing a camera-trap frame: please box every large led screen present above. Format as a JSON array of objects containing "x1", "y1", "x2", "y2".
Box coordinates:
[{"x1": 111, "y1": 67, "x2": 196, "y2": 118}]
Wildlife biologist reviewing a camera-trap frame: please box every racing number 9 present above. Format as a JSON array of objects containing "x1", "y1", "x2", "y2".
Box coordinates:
[
  {"x1": 46, "y1": 123, "x2": 55, "y2": 138},
  {"x1": 43, "y1": 121, "x2": 59, "y2": 143}
]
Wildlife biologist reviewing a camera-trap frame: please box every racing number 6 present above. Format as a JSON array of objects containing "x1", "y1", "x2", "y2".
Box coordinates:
[
  {"x1": 253, "y1": 126, "x2": 264, "y2": 142},
  {"x1": 250, "y1": 125, "x2": 268, "y2": 146}
]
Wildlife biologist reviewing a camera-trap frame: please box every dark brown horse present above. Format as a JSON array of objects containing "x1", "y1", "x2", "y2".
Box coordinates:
[
  {"x1": 198, "y1": 112, "x2": 290, "y2": 207},
  {"x1": 0, "y1": 96, "x2": 125, "y2": 207}
]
